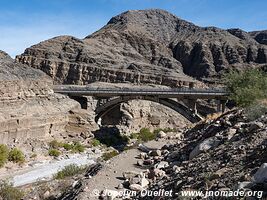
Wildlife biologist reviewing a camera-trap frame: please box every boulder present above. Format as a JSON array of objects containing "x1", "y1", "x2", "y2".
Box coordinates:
[
  {"x1": 189, "y1": 137, "x2": 221, "y2": 159},
  {"x1": 252, "y1": 163, "x2": 267, "y2": 183}
]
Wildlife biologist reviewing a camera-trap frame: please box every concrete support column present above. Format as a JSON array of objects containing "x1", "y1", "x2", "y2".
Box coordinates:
[
  {"x1": 221, "y1": 100, "x2": 226, "y2": 113},
  {"x1": 188, "y1": 99, "x2": 197, "y2": 114},
  {"x1": 217, "y1": 100, "x2": 227, "y2": 113},
  {"x1": 217, "y1": 100, "x2": 222, "y2": 112}
]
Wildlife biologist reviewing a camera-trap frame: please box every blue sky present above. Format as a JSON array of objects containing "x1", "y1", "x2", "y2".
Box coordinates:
[{"x1": 0, "y1": 0, "x2": 267, "y2": 57}]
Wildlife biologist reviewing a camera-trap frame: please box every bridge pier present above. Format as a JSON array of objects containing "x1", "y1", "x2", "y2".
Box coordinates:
[
  {"x1": 217, "y1": 100, "x2": 227, "y2": 113},
  {"x1": 186, "y1": 99, "x2": 198, "y2": 115}
]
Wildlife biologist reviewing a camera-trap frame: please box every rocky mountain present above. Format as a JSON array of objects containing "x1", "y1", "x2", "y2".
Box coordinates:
[
  {"x1": 250, "y1": 30, "x2": 267, "y2": 45},
  {"x1": 0, "y1": 51, "x2": 96, "y2": 144},
  {"x1": 16, "y1": 9, "x2": 267, "y2": 85}
]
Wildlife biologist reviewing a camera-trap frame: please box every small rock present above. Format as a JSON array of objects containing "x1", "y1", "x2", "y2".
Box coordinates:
[
  {"x1": 237, "y1": 182, "x2": 253, "y2": 189},
  {"x1": 157, "y1": 131, "x2": 167, "y2": 138},
  {"x1": 143, "y1": 159, "x2": 154, "y2": 165},
  {"x1": 154, "y1": 168, "x2": 166, "y2": 177},
  {"x1": 139, "y1": 152, "x2": 147, "y2": 159},
  {"x1": 227, "y1": 128, "x2": 236, "y2": 140},
  {"x1": 129, "y1": 184, "x2": 143, "y2": 191},
  {"x1": 154, "y1": 161, "x2": 169, "y2": 169},
  {"x1": 129, "y1": 177, "x2": 142, "y2": 185},
  {"x1": 137, "y1": 160, "x2": 143, "y2": 166},
  {"x1": 140, "y1": 177, "x2": 150, "y2": 188},
  {"x1": 138, "y1": 144, "x2": 150, "y2": 153},
  {"x1": 117, "y1": 183, "x2": 124, "y2": 189},
  {"x1": 149, "y1": 150, "x2": 161, "y2": 156},
  {"x1": 43, "y1": 191, "x2": 50, "y2": 199}
]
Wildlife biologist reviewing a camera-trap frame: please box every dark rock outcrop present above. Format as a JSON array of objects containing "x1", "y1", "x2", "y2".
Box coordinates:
[
  {"x1": 16, "y1": 9, "x2": 267, "y2": 85},
  {"x1": 250, "y1": 30, "x2": 267, "y2": 45}
]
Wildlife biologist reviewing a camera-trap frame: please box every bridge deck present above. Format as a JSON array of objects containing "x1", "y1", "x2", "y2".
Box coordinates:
[{"x1": 53, "y1": 85, "x2": 228, "y2": 100}]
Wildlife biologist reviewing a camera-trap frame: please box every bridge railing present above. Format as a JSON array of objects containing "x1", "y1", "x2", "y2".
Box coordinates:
[{"x1": 53, "y1": 85, "x2": 228, "y2": 94}]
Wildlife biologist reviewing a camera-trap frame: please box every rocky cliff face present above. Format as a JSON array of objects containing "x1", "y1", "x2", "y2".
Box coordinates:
[
  {"x1": 250, "y1": 30, "x2": 267, "y2": 45},
  {"x1": 16, "y1": 9, "x2": 267, "y2": 84},
  {"x1": 0, "y1": 51, "x2": 97, "y2": 144}
]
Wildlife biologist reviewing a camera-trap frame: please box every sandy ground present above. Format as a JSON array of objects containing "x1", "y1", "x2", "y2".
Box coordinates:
[{"x1": 78, "y1": 139, "x2": 177, "y2": 200}]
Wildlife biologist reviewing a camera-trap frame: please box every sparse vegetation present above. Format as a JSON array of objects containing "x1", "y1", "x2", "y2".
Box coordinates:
[
  {"x1": 102, "y1": 150, "x2": 119, "y2": 161},
  {"x1": 8, "y1": 148, "x2": 25, "y2": 163},
  {"x1": 54, "y1": 164, "x2": 86, "y2": 179},
  {"x1": 71, "y1": 141, "x2": 85, "y2": 153},
  {"x1": 48, "y1": 149, "x2": 61, "y2": 157},
  {"x1": 0, "y1": 181, "x2": 24, "y2": 200},
  {"x1": 62, "y1": 143, "x2": 73, "y2": 151},
  {"x1": 224, "y1": 69, "x2": 267, "y2": 107},
  {"x1": 0, "y1": 144, "x2": 9, "y2": 168},
  {"x1": 48, "y1": 140, "x2": 86, "y2": 155},
  {"x1": 130, "y1": 128, "x2": 157, "y2": 142},
  {"x1": 91, "y1": 139, "x2": 101, "y2": 147},
  {"x1": 49, "y1": 140, "x2": 63, "y2": 149},
  {"x1": 245, "y1": 100, "x2": 267, "y2": 120}
]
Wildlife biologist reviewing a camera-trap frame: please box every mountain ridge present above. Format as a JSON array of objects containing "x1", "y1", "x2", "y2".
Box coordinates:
[{"x1": 16, "y1": 9, "x2": 267, "y2": 85}]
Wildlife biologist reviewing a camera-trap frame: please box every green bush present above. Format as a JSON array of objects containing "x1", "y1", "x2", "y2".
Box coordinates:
[
  {"x1": 71, "y1": 141, "x2": 85, "y2": 153},
  {"x1": 138, "y1": 128, "x2": 156, "y2": 142},
  {"x1": 91, "y1": 139, "x2": 101, "y2": 147},
  {"x1": 62, "y1": 143, "x2": 73, "y2": 151},
  {"x1": 224, "y1": 69, "x2": 267, "y2": 107},
  {"x1": 0, "y1": 181, "x2": 24, "y2": 200},
  {"x1": 48, "y1": 149, "x2": 61, "y2": 157},
  {"x1": 130, "y1": 128, "x2": 157, "y2": 142},
  {"x1": 54, "y1": 164, "x2": 86, "y2": 179},
  {"x1": 102, "y1": 150, "x2": 119, "y2": 161},
  {"x1": 49, "y1": 140, "x2": 63, "y2": 149},
  {"x1": 8, "y1": 148, "x2": 25, "y2": 163},
  {"x1": 0, "y1": 144, "x2": 9, "y2": 168},
  {"x1": 245, "y1": 100, "x2": 267, "y2": 120},
  {"x1": 129, "y1": 132, "x2": 139, "y2": 139}
]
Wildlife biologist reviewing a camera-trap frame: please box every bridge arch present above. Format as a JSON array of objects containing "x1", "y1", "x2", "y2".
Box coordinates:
[{"x1": 95, "y1": 96, "x2": 202, "y2": 124}]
